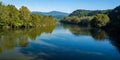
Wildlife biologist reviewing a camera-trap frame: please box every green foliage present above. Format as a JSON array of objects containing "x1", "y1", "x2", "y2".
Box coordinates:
[
  {"x1": 109, "y1": 5, "x2": 120, "y2": 20},
  {"x1": 7, "y1": 5, "x2": 20, "y2": 28},
  {"x1": 61, "y1": 16, "x2": 80, "y2": 24},
  {"x1": 42, "y1": 16, "x2": 56, "y2": 26},
  {"x1": 19, "y1": 6, "x2": 31, "y2": 28},
  {"x1": 69, "y1": 9, "x2": 111, "y2": 17},
  {"x1": 30, "y1": 14, "x2": 43, "y2": 27},
  {"x1": 61, "y1": 9, "x2": 111, "y2": 27},
  {"x1": 61, "y1": 5, "x2": 120, "y2": 29},
  {"x1": 63, "y1": 9, "x2": 111, "y2": 27},
  {"x1": 0, "y1": 2, "x2": 56, "y2": 29},
  {"x1": 91, "y1": 14, "x2": 110, "y2": 27},
  {"x1": 61, "y1": 16, "x2": 93, "y2": 27},
  {"x1": 108, "y1": 5, "x2": 120, "y2": 28}
]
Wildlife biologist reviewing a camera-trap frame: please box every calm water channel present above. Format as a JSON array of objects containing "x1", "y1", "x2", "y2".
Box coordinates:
[{"x1": 0, "y1": 23, "x2": 120, "y2": 60}]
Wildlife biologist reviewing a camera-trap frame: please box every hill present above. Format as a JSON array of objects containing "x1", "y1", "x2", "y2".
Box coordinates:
[
  {"x1": 31, "y1": 11, "x2": 69, "y2": 20},
  {"x1": 69, "y1": 9, "x2": 112, "y2": 17},
  {"x1": 32, "y1": 11, "x2": 69, "y2": 16}
]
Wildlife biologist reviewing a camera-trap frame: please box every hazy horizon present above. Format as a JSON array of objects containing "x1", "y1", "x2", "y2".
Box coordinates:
[{"x1": 1, "y1": 0, "x2": 120, "y2": 13}]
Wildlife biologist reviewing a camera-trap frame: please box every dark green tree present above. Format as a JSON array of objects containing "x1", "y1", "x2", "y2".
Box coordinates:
[{"x1": 108, "y1": 5, "x2": 120, "y2": 28}]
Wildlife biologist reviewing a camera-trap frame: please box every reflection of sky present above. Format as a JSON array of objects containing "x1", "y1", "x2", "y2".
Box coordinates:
[
  {"x1": 26, "y1": 26, "x2": 120, "y2": 60},
  {"x1": 0, "y1": 25, "x2": 120, "y2": 60},
  {"x1": 0, "y1": 48, "x2": 31, "y2": 60}
]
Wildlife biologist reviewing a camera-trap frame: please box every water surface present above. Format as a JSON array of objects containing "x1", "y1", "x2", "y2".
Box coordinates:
[{"x1": 0, "y1": 24, "x2": 120, "y2": 60}]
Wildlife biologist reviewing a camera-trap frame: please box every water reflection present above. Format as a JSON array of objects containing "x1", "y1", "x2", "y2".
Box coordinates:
[
  {"x1": 0, "y1": 23, "x2": 120, "y2": 60},
  {"x1": 62, "y1": 24, "x2": 91, "y2": 36},
  {"x1": 19, "y1": 24, "x2": 120, "y2": 60},
  {"x1": 0, "y1": 25, "x2": 56, "y2": 54},
  {"x1": 107, "y1": 29, "x2": 120, "y2": 53},
  {"x1": 62, "y1": 24, "x2": 107, "y2": 40},
  {"x1": 62, "y1": 24, "x2": 120, "y2": 51},
  {"x1": 90, "y1": 29, "x2": 107, "y2": 40}
]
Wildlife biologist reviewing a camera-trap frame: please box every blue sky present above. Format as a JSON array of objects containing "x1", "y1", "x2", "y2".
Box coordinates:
[{"x1": 0, "y1": 0, "x2": 120, "y2": 13}]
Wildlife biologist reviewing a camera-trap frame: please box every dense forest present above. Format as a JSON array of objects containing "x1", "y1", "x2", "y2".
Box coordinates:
[
  {"x1": 0, "y1": 2, "x2": 56, "y2": 29},
  {"x1": 69, "y1": 9, "x2": 111, "y2": 17},
  {"x1": 60, "y1": 5, "x2": 120, "y2": 29}
]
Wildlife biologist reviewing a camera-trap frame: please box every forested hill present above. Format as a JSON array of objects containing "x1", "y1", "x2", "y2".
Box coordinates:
[
  {"x1": 69, "y1": 9, "x2": 112, "y2": 17},
  {"x1": 60, "y1": 5, "x2": 120, "y2": 29},
  {"x1": 31, "y1": 11, "x2": 69, "y2": 20},
  {"x1": 31, "y1": 11, "x2": 69, "y2": 16}
]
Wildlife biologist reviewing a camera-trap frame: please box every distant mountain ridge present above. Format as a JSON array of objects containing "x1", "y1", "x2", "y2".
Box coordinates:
[{"x1": 31, "y1": 11, "x2": 69, "y2": 16}]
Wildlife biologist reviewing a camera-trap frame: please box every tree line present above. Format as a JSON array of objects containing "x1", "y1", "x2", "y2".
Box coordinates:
[
  {"x1": 69, "y1": 9, "x2": 111, "y2": 17},
  {"x1": 0, "y1": 2, "x2": 56, "y2": 29},
  {"x1": 60, "y1": 5, "x2": 120, "y2": 29}
]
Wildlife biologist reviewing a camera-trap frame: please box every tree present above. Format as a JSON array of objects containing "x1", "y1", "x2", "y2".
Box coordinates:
[
  {"x1": 30, "y1": 14, "x2": 43, "y2": 27},
  {"x1": 19, "y1": 6, "x2": 30, "y2": 28},
  {"x1": 61, "y1": 16, "x2": 80, "y2": 24},
  {"x1": 0, "y1": 4, "x2": 11, "y2": 28},
  {"x1": 69, "y1": 9, "x2": 111, "y2": 17},
  {"x1": 108, "y1": 5, "x2": 120, "y2": 28},
  {"x1": 0, "y1": 2, "x2": 4, "y2": 26},
  {"x1": 0, "y1": 2, "x2": 56, "y2": 29},
  {"x1": 0, "y1": 2, "x2": 8, "y2": 27},
  {"x1": 48, "y1": 16, "x2": 56, "y2": 25},
  {"x1": 90, "y1": 14, "x2": 110, "y2": 28},
  {"x1": 7, "y1": 5, "x2": 20, "y2": 28},
  {"x1": 0, "y1": 2, "x2": 2, "y2": 20},
  {"x1": 42, "y1": 16, "x2": 56, "y2": 26}
]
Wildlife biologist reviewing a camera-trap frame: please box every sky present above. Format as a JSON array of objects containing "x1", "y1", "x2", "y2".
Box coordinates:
[{"x1": 0, "y1": 0, "x2": 120, "y2": 13}]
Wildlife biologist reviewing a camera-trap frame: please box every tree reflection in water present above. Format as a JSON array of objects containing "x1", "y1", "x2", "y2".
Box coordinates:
[
  {"x1": 62, "y1": 23, "x2": 107, "y2": 41},
  {"x1": 0, "y1": 23, "x2": 120, "y2": 60},
  {"x1": 90, "y1": 29, "x2": 107, "y2": 40},
  {"x1": 62, "y1": 24, "x2": 91, "y2": 36},
  {"x1": 62, "y1": 24, "x2": 120, "y2": 52},
  {"x1": 0, "y1": 25, "x2": 56, "y2": 54},
  {"x1": 106, "y1": 29, "x2": 120, "y2": 52}
]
